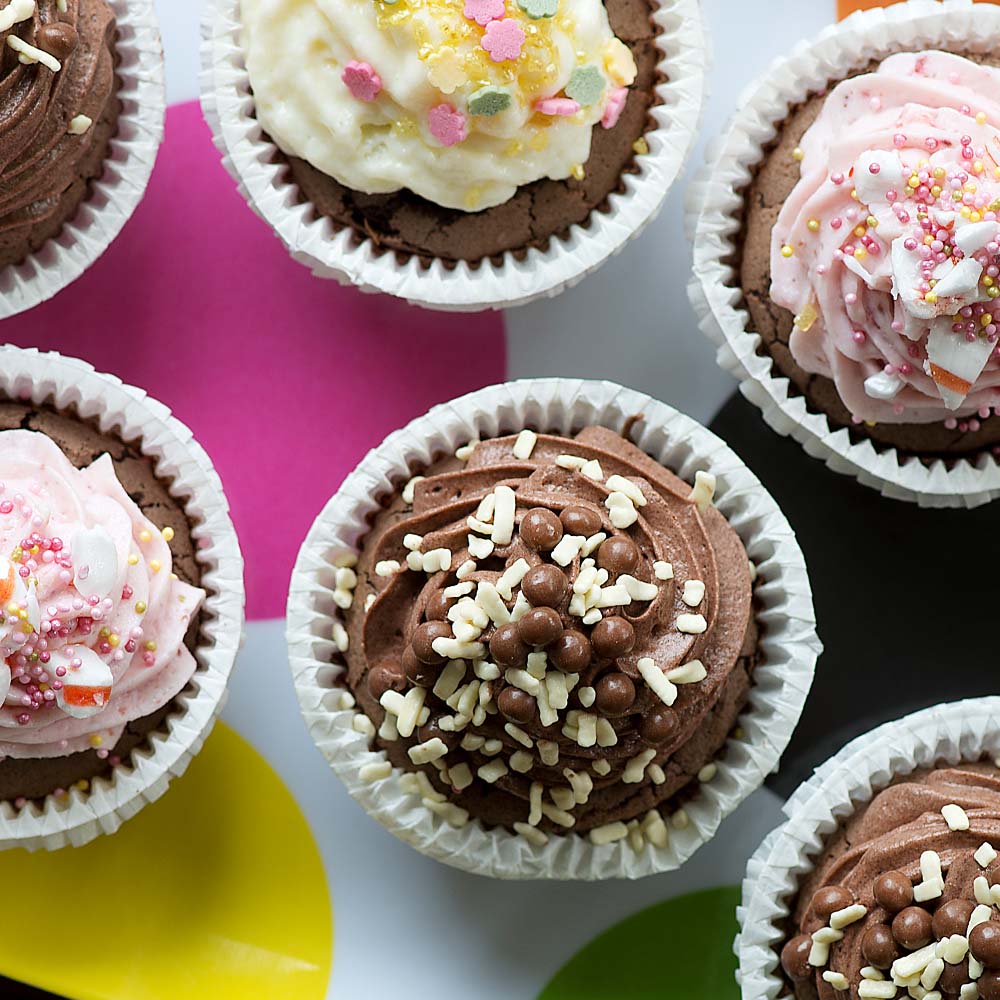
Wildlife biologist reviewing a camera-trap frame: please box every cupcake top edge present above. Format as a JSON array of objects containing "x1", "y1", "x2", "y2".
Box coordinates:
[
  {"x1": 241, "y1": 0, "x2": 638, "y2": 212},
  {"x1": 332, "y1": 424, "x2": 758, "y2": 849}
]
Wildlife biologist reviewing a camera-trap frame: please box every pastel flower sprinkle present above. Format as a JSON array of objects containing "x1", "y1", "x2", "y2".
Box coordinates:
[
  {"x1": 533, "y1": 97, "x2": 580, "y2": 116},
  {"x1": 517, "y1": 0, "x2": 558, "y2": 18},
  {"x1": 601, "y1": 85, "x2": 628, "y2": 129},
  {"x1": 342, "y1": 61, "x2": 382, "y2": 102},
  {"x1": 566, "y1": 65, "x2": 605, "y2": 107},
  {"x1": 469, "y1": 85, "x2": 512, "y2": 116},
  {"x1": 426, "y1": 48, "x2": 467, "y2": 93},
  {"x1": 428, "y1": 103, "x2": 468, "y2": 146},
  {"x1": 481, "y1": 18, "x2": 525, "y2": 62},
  {"x1": 464, "y1": 0, "x2": 505, "y2": 26}
]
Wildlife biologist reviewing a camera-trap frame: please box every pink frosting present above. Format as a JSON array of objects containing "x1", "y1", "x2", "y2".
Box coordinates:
[
  {"x1": 0, "y1": 431, "x2": 205, "y2": 760},
  {"x1": 770, "y1": 51, "x2": 1000, "y2": 425}
]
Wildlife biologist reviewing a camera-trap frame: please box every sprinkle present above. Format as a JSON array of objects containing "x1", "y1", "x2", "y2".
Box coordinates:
[
  {"x1": 402, "y1": 476, "x2": 425, "y2": 504},
  {"x1": 642, "y1": 810, "x2": 668, "y2": 848},
  {"x1": 822, "y1": 972, "x2": 848, "y2": 991},
  {"x1": 491, "y1": 486, "x2": 516, "y2": 545},
  {"x1": 7, "y1": 35, "x2": 61, "y2": 72},
  {"x1": 408, "y1": 737, "x2": 449, "y2": 765},
  {"x1": 676, "y1": 614, "x2": 707, "y2": 634},
  {"x1": 682, "y1": 580, "x2": 705, "y2": 606},
  {"x1": 352, "y1": 714, "x2": 376, "y2": 737},
  {"x1": 514, "y1": 821, "x2": 548, "y2": 845},
  {"x1": 665, "y1": 660, "x2": 706, "y2": 685},
  {"x1": 578, "y1": 686, "x2": 596, "y2": 708},
  {"x1": 589, "y1": 821, "x2": 628, "y2": 846},
  {"x1": 697, "y1": 763, "x2": 717, "y2": 783},
  {"x1": 481, "y1": 18, "x2": 525, "y2": 62},
  {"x1": 496, "y1": 558, "x2": 529, "y2": 599},
  {"x1": 592, "y1": 758, "x2": 611, "y2": 776},
  {"x1": 403, "y1": 534, "x2": 423, "y2": 552},
  {"x1": 463, "y1": 0, "x2": 505, "y2": 25},
  {"x1": 67, "y1": 114, "x2": 93, "y2": 135},
  {"x1": 469, "y1": 86, "x2": 513, "y2": 117},
  {"x1": 565, "y1": 65, "x2": 605, "y2": 107},
  {"x1": 976, "y1": 842, "x2": 998, "y2": 868},
  {"x1": 360, "y1": 761, "x2": 392, "y2": 783},
  {"x1": 509, "y1": 750, "x2": 534, "y2": 773},
  {"x1": 478, "y1": 759, "x2": 508, "y2": 784},
  {"x1": 601, "y1": 86, "x2": 628, "y2": 130},
  {"x1": 605, "y1": 491, "x2": 638, "y2": 528},
  {"x1": 857, "y1": 984, "x2": 896, "y2": 999},
  {"x1": 623, "y1": 748, "x2": 656, "y2": 783},
  {"x1": 781, "y1": 244, "x2": 795, "y2": 258},
  {"x1": 618, "y1": 575, "x2": 657, "y2": 601},
  {"x1": 332, "y1": 622, "x2": 349, "y2": 652},
  {"x1": 653, "y1": 561, "x2": 673, "y2": 580},
  {"x1": 375, "y1": 560, "x2": 401, "y2": 577},
  {"x1": 551, "y1": 533, "x2": 586, "y2": 566},
  {"x1": 632, "y1": 137, "x2": 648, "y2": 156},
  {"x1": 516, "y1": 0, "x2": 557, "y2": 17},
  {"x1": 428, "y1": 104, "x2": 467, "y2": 146},
  {"x1": 830, "y1": 904, "x2": 867, "y2": 930},
  {"x1": 580, "y1": 460, "x2": 603, "y2": 480},
  {"x1": 504, "y1": 722, "x2": 533, "y2": 748},
  {"x1": 637, "y1": 657, "x2": 677, "y2": 707},
  {"x1": 424, "y1": 799, "x2": 469, "y2": 827},
  {"x1": 688, "y1": 471, "x2": 716, "y2": 512},
  {"x1": 942, "y1": 803, "x2": 970, "y2": 831},
  {"x1": 342, "y1": 61, "x2": 382, "y2": 102},
  {"x1": 534, "y1": 97, "x2": 580, "y2": 117},
  {"x1": 0, "y1": 0, "x2": 35, "y2": 32}
]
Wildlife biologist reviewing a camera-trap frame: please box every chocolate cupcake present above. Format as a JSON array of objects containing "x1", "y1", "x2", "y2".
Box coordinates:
[
  {"x1": 737, "y1": 699, "x2": 1000, "y2": 1000},
  {"x1": 202, "y1": 0, "x2": 706, "y2": 309},
  {"x1": 287, "y1": 380, "x2": 819, "y2": 879},
  {"x1": 0, "y1": 347, "x2": 243, "y2": 851},
  {"x1": 0, "y1": 1, "x2": 164, "y2": 319},
  {"x1": 689, "y1": 2, "x2": 1000, "y2": 506}
]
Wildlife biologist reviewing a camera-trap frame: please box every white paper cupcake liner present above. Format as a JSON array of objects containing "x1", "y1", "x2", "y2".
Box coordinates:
[
  {"x1": 686, "y1": 0, "x2": 1000, "y2": 509},
  {"x1": 0, "y1": 1, "x2": 166, "y2": 321},
  {"x1": 736, "y1": 698, "x2": 1000, "y2": 998},
  {"x1": 286, "y1": 378, "x2": 821, "y2": 880},
  {"x1": 199, "y1": 0, "x2": 707, "y2": 312},
  {"x1": 0, "y1": 346, "x2": 245, "y2": 851}
]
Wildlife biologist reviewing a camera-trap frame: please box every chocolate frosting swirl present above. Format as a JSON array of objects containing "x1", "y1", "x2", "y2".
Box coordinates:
[
  {"x1": 0, "y1": 0, "x2": 117, "y2": 266},
  {"x1": 783, "y1": 765, "x2": 1000, "y2": 998},
  {"x1": 342, "y1": 427, "x2": 756, "y2": 838}
]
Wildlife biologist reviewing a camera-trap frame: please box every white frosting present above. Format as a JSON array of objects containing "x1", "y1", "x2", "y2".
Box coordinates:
[{"x1": 242, "y1": 0, "x2": 637, "y2": 211}]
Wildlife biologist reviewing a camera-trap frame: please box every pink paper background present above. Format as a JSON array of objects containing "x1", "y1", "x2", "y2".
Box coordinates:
[{"x1": 4, "y1": 101, "x2": 507, "y2": 619}]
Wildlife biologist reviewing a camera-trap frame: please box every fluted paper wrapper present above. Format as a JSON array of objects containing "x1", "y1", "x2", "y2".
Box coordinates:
[
  {"x1": 0, "y1": 346, "x2": 245, "y2": 851},
  {"x1": 199, "y1": 0, "x2": 707, "y2": 312},
  {"x1": 687, "y1": 0, "x2": 1000, "y2": 509},
  {"x1": 0, "y1": 1, "x2": 166, "y2": 320},
  {"x1": 286, "y1": 378, "x2": 820, "y2": 880},
  {"x1": 736, "y1": 698, "x2": 1000, "y2": 998}
]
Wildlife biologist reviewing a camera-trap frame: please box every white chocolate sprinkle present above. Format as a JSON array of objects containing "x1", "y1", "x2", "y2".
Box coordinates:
[
  {"x1": 697, "y1": 763, "x2": 717, "y2": 784},
  {"x1": 504, "y1": 723, "x2": 533, "y2": 748},
  {"x1": 822, "y1": 972, "x2": 848, "y2": 991},
  {"x1": 7, "y1": 34, "x2": 60, "y2": 71},
  {"x1": 976, "y1": 842, "x2": 998, "y2": 868},
  {"x1": 408, "y1": 738, "x2": 449, "y2": 765},
  {"x1": 352, "y1": 714, "x2": 376, "y2": 737},
  {"x1": 682, "y1": 580, "x2": 706, "y2": 607},
  {"x1": 332, "y1": 622, "x2": 349, "y2": 653},
  {"x1": 433, "y1": 660, "x2": 466, "y2": 700},
  {"x1": 592, "y1": 758, "x2": 611, "y2": 776},
  {"x1": 623, "y1": 749, "x2": 656, "y2": 784},
  {"x1": 509, "y1": 750, "x2": 533, "y2": 773},
  {"x1": 676, "y1": 613, "x2": 707, "y2": 634},
  {"x1": 551, "y1": 534, "x2": 587, "y2": 567},
  {"x1": 589, "y1": 821, "x2": 628, "y2": 846},
  {"x1": 637, "y1": 657, "x2": 677, "y2": 707},
  {"x1": 512, "y1": 430, "x2": 537, "y2": 459},
  {"x1": 455, "y1": 440, "x2": 479, "y2": 461},
  {"x1": 449, "y1": 763, "x2": 474, "y2": 791},
  {"x1": 605, "y1": 475, "x2": 647, "y2": 507},
  {"x1": 942, "y1": 803, "x2": 970, "y2": 831},
  {"x1": 432, "y1": 636, "x2": 485, "y2": 660},
  {"x1": 468, "y1": 535, "x2": 494, "y2": 560},
  {"x1": 619, "y1": 575, "x2": 658, "y2": 601},
  {"x1": 580, "y1": 459, "x2": 603, "y2": 480},
  {"x1": 555, "y1": 454, "x2": 586, "y2": 470},
  {"x1": 476, "y1": 581, "x2": 511, "y2": 626},
  {"x1": 858, "y1": 982, "x2": 896, "y2": 999},
  {"x1": 455, "y1": 559, "x2": 477, "y2": 580},
  {"x1": 496, "y1": 558, "x2": 530, "y2": 599},
  {"x1": 424, "y1": 799, "x2": 469, "y2": 827},
  {"x1": 491, "y1": 486, "x2": 516, "y2": 545},
  {"x1": 477, "y1": 759, "x2": 509, "y2": 784},
  {"x1": 402, "y1": 534, "x2": 423, "y2": 551},
  {"x1": 689, "y1": 470, "x2": 716, "y2": 512},
  {"x1": 605, "y1": 491, "x2": 638, "y2": 529},
  {"x1": 653, "y1": 561, "x2": 674, "y2": 580},
  {"x1": 666, "y1": 660, "x2": 707, "y2": 685},
  {"x1": 595, "y1": 718, "x2": 618, "y2": 747},
  {"x1": 0, "y1": 0, "x2": 35, "y2": 33},
  {"x1": 514, "y1": 821, "x2": 548, "y2": 846},
  {"x1": 578, "y1": 686, "x2": 596, "y2": 708},
  {"x1": 359, "y1": 761, "x2": 392, "y2": 783},
  {"x1": 537, "y1": 740, "x2": 559, "y2": 766},
  {"x1": 641, "y1": 810, "x2": 668, "y2": 848},
  {"x1": 402, "y1": 476, "x2": 424, "y2": 504},
  {"x1": 830, "y1": 904, "x2": 867, "y2": 930},
  {"x1": 375, "y1": 560, "x2": 401, "y2": 577}
]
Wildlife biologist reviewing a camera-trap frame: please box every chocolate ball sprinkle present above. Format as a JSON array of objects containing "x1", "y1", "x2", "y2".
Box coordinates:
[
  {"x1": 640, "y1": 706, "x2": 678, "y2": 745},
  {"x1": 780, "y1": 935, "x2": 812, "y2": 982},
  {"x1": 861, "y1": 924, "x2": 899, "y2": 969},
  {"x1": 560, "y1": 505, "x2": 602, "y2": 537},
  {"x1": 971, "y1": 921, "x2": 1000, "y2": 970},
  {"x1": 873, "y1": 871, "x2": 914, "y2": 914},
  {"x1": 548, "y1": 630, "x2": 592, "y2": 673},
  {"x1": 497, "y1": 686, "x2": 536, "y2": 726},
  {"x1": 424, "y1": 590, "x2": 454, "y2": 622},
  {"x1": 892, "y1": 906, "x2": 933, "y2": 951},
  {"x1": 521, "y1": 564, "x2": 569, "y2": 609},
  {"x1": 590, "y1": 616, "x2": 636, "y2": 659},
  {"x1": 367, "y1": 664, "x2": 404, "y2": 700},
  {"x1": 811, "y1": 886, "x2": 854, "y2": 921},
  {"x1": 412, "y1": 621, "x2": 451, "y2": 664},
  {"x1": 490, "y1": 622, "x2": 531, "y2": 667},
  {"x1": 978, "y1": 970, "x2": 1000, "y2": 1000},
  {"x1": 403, "y1": 647, "x2": 439, "y2": 687},
  {"x1": 596, "y1": 536, "x2": 640, "y2": 576},
  {"x1": 36, "y1": 22, "x2": 78, "y2": 60},
  {"x1": 520, "y1": 508, "x2": 563, "y2": 552},
  {"x1": 594, "y1": 673, "x2": 636, "y2": 717},
  {"x1": 932, "y1": 899, "x2": 975, "y2": 941},
  {"x1": 517, "y1": 607, "x2": 563, "y2": 647}
]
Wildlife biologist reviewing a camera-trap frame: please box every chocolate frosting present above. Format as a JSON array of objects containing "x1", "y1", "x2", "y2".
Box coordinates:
[
  {"x1": 0, "y1": 0, "x2": 117, "y2": 267},
  {"x1": 783, "y1": 764, "x2": 1000, "y2": 998},
  {"x1": 342, "y1": 427, "x2": 756, "y2": 837}
]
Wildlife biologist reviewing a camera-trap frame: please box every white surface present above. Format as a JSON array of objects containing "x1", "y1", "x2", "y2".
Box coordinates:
[{"x1": 151, "y1": 1, "x2": 832, "y2": 996}]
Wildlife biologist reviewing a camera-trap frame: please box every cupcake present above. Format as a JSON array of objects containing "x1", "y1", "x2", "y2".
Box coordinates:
[
  {"x1": 0, "y1": 347, "x2": 243, "y2": 850},
  {"x1": 287, "y1": 380, "x2": 819, "y2": 879},
  {"x1": 689, "y1": 1, "x2": 1000, "y2": 506},
  {"x1": 737, "y1": 699, "x2": 1000, "y2": 1000},
  {"x1": 201, "y1": 0, "x2": 706, "y2": 309},
  {"x1": 0, "y1": 1, "x2": 165, "y2": 319}
]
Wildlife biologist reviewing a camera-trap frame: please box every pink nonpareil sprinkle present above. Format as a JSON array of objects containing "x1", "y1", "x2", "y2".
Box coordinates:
[
  {"x1": 534, "y1": 96, "x2": 580, "y2": 117},
  {"x1": 481, "y1": 18, "x2": 525, "y2": 62},
  {"x1": 601, "y1": 86, "x2": 628, "y2": 130},
  {"x1": 427, "y1": 103, "x2": 468, "y2": 147},
  {"x1": 463, "y1": 0, "x2": 504, "y2": 26},
  {"x1": 341, "y1": 61, "x2": 382, "y2": 103}
]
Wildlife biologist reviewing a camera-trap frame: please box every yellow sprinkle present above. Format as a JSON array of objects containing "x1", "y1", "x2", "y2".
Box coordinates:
[
  {"x1": 989, "y1": 287, "x2": 1000, "y2": 299},
  {"x1": 984, "y1": 276, "x2": 995, "y2": 288},
  {"x1": 792, "y1": 147, "x2": 804, "y2": 162},
  {"x1": 850, "y1": 189, "x2": 859, "y2": 201},
  {"x1": 73, "y1": 779, "x2": 90, "y2": 793},
  {"x1": 89, "y1": 734, "x2": 103, "y2": 748},
  {"x1": 99, "y1": 627, "x2": 110, "y2": 638},
  {"x1": 128, "y1": 554, "x2": 139, "y2": 566},
  {"x1": 161, "y1": 526, "x2": 174, "y2": 542},
  {"x1": 632, "y1": 137, "x2": 648, "y2": 156},
  {"x1": 854, "y1": 225, "x2": 867, "y2": 238},
  {"x1": 108, "y1": 634, "x2": 120, "y2": 648},
  {"x1": 931, "y1": 186, "x2": 942, "y2": 199},
  {"x1": 974, "y1": 161, "x2": 985, "y2": 175},
  {"x1": 781, "y1": 244, "x2": 795, "y2": 258},
  {"x1": 794, "y1": 302, "x2": 818, "y2": 332},
  {"x1": 925, "y1": 292, "x2": 938, "y2": 305},
  {"x1": 866, "y1": 216, "x2": 878, "y2": 229},
  {"x1": 977, "y1": 111, "x2": 988, "y2": 125},
  {"x1": 149, "y1": 560, "x2": 162, "y2": 574},
  {"x1": 569, "y1": 164, "x2": 585, "y2": 181},
  {"x1": 139, "y1": 530, "x2": 152, "y2": 544},
  {"x1": 854, "y1": 248, "x2": 867, "y2": 260},
  {"x1": 144, "y1": 641, "x2": 157, "y2": 652},
  {"x1": 864, "y1": 420, "x2": 877, "y2": 428},
  {"x1": 134, "y1": 601, "x2": 147, "y2": 614},
  {"x1": 807, "y1": 218, "x2": 820, "y2": 233},
  {"x1": 971, "y1": 211, "x2": 982, "y2": 223},
  {"x1": 933, "y1": 167, "x2": 947, "y2": 180}
]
